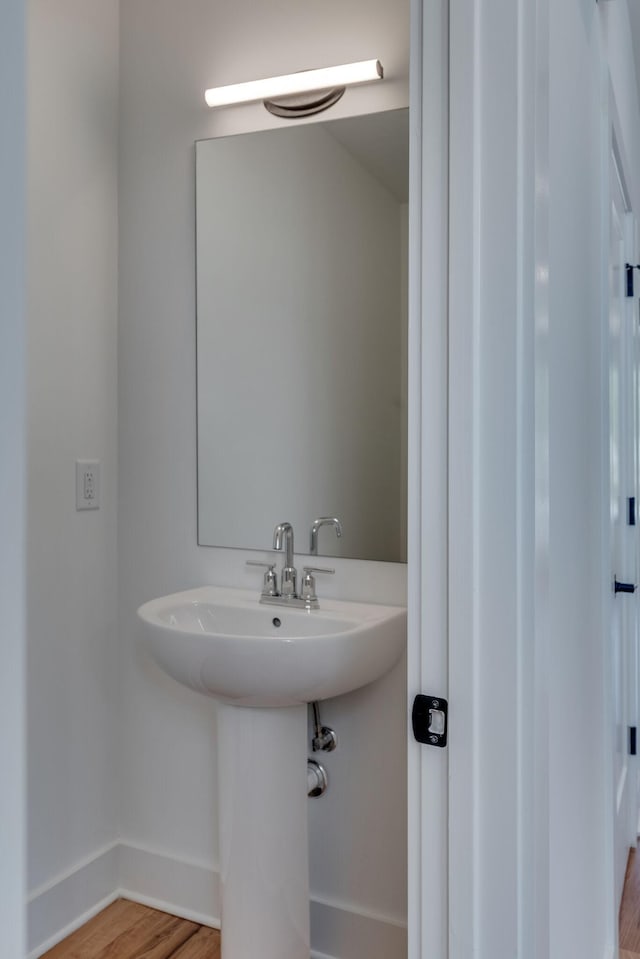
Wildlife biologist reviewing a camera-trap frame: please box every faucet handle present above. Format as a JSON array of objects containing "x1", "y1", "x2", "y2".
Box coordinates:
[
  {"x1": 246, "y1": 560, "x2": 279, "y2": 597},
  {"x1": 300, "y1": 566, "x2": 335, "y2": 606}
]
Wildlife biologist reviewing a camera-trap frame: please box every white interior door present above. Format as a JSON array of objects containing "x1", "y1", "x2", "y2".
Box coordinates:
[
  {"x1": 609, "y1": 151, "x2": 636, "y2": 911},
  {"x1": 626, "y1": 213, "x2": 640, "y2": 843}
]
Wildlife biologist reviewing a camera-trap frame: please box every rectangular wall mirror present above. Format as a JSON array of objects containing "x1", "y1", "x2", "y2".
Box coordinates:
[{"x1": 195, "y1": 108, "x2": 408, "y2": 562}]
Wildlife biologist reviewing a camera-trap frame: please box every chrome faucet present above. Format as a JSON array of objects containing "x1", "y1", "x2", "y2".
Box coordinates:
[
  {"x1": 245, "y1": 522, "x2": 335, "y2": 609},
  {"x1": 310, "y1": 517, "x2": 343, "y2": 555},
  {"x1": 273, "y1": 522, "x2": 297, "y2": 598}
]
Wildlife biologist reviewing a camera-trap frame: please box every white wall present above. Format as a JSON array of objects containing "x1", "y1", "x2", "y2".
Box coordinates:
[
  {"x1": 0, "y1": 1, "x2": 27, "y2": 956},
  {"x1": 118, "y1": 1, "x2": 409, "y2": 955},
  {"x1": 26, "y1": 0, "x2": 120, "y2": 941}
]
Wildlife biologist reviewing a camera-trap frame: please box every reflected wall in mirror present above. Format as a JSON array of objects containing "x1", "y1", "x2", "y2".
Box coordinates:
[{"x1": 196, "y1": 108, "x2": 408, "y2": 562}]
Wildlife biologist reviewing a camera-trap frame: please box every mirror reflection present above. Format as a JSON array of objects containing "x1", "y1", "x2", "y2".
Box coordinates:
[{"x1": 196, "y1": 108, "x2": 408, "y2": 562}]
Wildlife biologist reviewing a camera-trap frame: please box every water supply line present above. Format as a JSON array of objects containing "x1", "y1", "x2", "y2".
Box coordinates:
[{"x1": 311, "y1": 701, "x2": 337, "y2": 752}]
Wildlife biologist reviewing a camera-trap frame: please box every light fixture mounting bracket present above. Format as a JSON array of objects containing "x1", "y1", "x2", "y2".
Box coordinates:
[{"x1": 264, "y1": 86, "x2": 346, "y2": 119}]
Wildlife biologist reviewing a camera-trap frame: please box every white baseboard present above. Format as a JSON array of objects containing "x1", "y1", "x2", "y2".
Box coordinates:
[
  {"x1": 117, "y1": 841, "x2": 221, "y2": 928},
  {"x1": 311, "y1": 895, "x2": 407, "y2": 959},
  {"x1": 28, "y1": 841, "x2": 407, "y2": 959},
  {"x1": 27, "y1": 843, "x2": 119, "y2": 959}
]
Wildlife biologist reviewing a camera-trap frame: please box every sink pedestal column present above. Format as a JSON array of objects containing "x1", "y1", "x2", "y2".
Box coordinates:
[{"x1": 216, "y1": 703, "x2": 310, "y2": 959}]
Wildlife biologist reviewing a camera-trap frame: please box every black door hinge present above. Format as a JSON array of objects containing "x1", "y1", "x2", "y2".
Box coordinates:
[
  {"x1": 412, "y1": 694, "x2": 448, "y2": 747},
  {"x1": 614, "y1": 578, "x2": 636, "y2": 594},
  {"x1": 627, "y1": 264, "x2": 640, "y2": 297},
  {"x1": 630, "y1": 726, "x2": 637, "y2": 757}
]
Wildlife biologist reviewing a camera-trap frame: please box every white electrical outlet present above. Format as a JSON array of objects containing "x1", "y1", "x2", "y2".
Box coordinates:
[{"x1": 76, "y1": 460, "x2": 100, "y2": 510}]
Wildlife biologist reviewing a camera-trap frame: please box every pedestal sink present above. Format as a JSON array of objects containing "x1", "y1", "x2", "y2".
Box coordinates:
[{"x1": 137, "y1": 585, "x2": 406, "y2": 959}]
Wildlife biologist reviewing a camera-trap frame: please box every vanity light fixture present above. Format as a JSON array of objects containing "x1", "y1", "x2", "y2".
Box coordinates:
[{"x1": 204, "y1": 59, "x2": 384, "y2": 118}]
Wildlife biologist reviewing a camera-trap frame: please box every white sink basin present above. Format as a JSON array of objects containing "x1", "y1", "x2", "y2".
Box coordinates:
[
  {"x1": 138, "y1": 583, "x2": 406, "y2": 957},
  {"x1": 137, "y1": 585, "x2": 406, "y2": 707}
]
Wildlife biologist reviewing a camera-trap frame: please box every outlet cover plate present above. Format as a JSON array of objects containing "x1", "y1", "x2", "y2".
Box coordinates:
[{"x1": 76, "y1": 460, "x2": 100, "y2": 510}]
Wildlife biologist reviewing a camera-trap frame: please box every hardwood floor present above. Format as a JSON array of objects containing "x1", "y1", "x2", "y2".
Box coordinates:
[
  {"x1": 620, "y1": 847, "x2": 640, "y2": 957},
  {"x1": 41, "y1": 899, "x2": 220, "y2": 959},
  {"x1": 41, "y1": 865, "x2": 640, "y2": 959},
  {"x1": 43, "y1": 872, "x2": 640, "y2": 959}
]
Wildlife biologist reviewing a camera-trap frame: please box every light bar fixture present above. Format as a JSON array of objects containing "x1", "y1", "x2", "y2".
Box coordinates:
[{"x1": 204, "y1": 59, "x2": 384, "y2": 113}]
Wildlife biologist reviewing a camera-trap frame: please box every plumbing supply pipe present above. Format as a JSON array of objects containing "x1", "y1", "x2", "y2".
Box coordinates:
[
  {"x1": 311, "y1": 701, "x2": 337, "y2": 752},
  {"x1": 307, "y1": 759, "x2": 328, "y2": 798}
]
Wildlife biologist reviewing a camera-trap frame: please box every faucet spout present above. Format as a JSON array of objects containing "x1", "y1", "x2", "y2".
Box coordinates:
[
  {"x1": 273, "y1": 522, "x2": 297, "y2": 597},
  {"x1": 310, "y1": 517, "x2": 343, "y2": 555},
  {"x1": 273, "y1": 522, "x2": 294, "y2": 567}
]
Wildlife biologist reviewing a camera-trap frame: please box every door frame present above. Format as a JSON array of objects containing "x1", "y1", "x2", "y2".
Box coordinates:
[
  {"x1": 0, "y1": 0, "x2": 27, "y2": 956},
  {"x1": 407, "y1": 1, "x2": 449, "y2": 956},
  {"x1": 437, "y1": 0, "x2": 551, "y2": 955}
]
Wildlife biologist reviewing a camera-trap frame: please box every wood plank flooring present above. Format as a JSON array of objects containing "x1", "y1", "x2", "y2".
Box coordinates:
[
  {"x1": 41, "y1": 899, "x2": 220, "y2": 959},
  {"x1": 41, "y1": 860, "x2": 640, "y2": 959},
  {"x1": 42, "y1": 867, "x2": 640, "y2": 959},
  {"x1": 620, "y1": 847, "x2": 640, "y2": 957}
]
